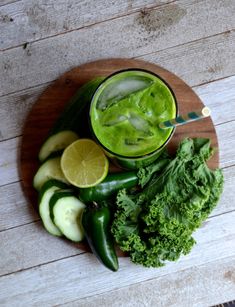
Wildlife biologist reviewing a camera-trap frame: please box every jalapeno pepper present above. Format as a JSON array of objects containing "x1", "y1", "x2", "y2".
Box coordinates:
[
  {"x1": 79, "y1": 171, "x2": 138, "y2": 202},
  {"x1": 82, "y1": 202, "x2": 119, "y2": 272}
]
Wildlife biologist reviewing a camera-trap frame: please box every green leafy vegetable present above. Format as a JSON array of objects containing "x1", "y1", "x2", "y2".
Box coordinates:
[{"x1": 111, "y1": 138, "x2": 224, "y2": 267}]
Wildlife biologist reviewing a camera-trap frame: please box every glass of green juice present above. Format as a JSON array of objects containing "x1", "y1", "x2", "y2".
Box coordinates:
[{"x1": 89, "y1": 69, "x2": 177, "y2": 169}]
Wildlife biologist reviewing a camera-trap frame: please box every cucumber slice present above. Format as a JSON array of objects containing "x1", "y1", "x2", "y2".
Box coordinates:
[
  {"x1": 49, "y1": 191, "x2": 85, "y2": 242},
  {"x1": 39, "y1": 130, "x2": 79, "y2": 162},
  {"x1": 43, "y1": 150, "x2": 64, "y2": 162},
  {"x1": 33, "y1": 157, "x2": 68, "y2": 191},
  {"x1": 39, "y1": 180, "x2": 69, "y2": 236}
]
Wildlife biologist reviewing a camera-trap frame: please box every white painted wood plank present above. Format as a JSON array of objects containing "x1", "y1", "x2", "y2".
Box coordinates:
[
  {"x1": 0, "y1": 0, "x2": 169, "y2": 50},
  {"x1": 0, "y1": 181, "x2": 39, "y2": 231},
  {"x1": 62, "y1": 256, "x2": 235, "y2": 307},
  {"x1": 217, "y1": 121, "x2": 235, "y2": 168},
  {"x1": 1, "y1": 0, "x2": 234, "y2": 96},
  {"x1": 0, "y1": 84, "x2": 45, "y2": 141},
  {"x1": 195, "y1": 75, "x2": 235, "y2": 125},
  {"x1": 140, "y1": 30, "x2": 235, "y2": 88},
  {"x1": 0, "y1": 220, "x2": 84, "y2": 276},
  {"x1": 0, "y1": 0, "x2": 20, "y2": 7},
  {"x1": 0, "y1": 212, "x2": 234, "y2": 306},
  {"x1": 211, "y1": 165, "x2": 235, "y2": 216},
  {"x1": 0, "y1": 137, "x2": 20, "y2": 185},
  {"x1": 0, "y1": 120, "x2": 234, "y2": 187}
]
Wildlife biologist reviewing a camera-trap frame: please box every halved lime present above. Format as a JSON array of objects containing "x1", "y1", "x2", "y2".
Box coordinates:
[{"x1": 61, "y1": 139, "x2": 109, "y2": 188}]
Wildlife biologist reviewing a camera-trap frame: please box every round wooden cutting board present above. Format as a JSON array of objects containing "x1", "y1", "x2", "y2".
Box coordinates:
[{"x1": 20, "y1": 58, "x2": 219, "y2": 254}]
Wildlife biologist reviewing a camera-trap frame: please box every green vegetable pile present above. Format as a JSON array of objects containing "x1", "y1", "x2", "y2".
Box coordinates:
[
  {"x1": 111, "y1": 138, "x2": 224, "y2": 267},
  {"x1": 33, "y1": 74, "x2": 224, "y2": 272}
]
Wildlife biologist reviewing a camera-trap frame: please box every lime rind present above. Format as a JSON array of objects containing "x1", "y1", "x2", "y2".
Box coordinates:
[{"x1": 61, "y1": 139, "x2": 109, "y2": 188}]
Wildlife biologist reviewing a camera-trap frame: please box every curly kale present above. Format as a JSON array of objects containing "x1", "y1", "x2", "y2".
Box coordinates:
[{"x1": 111, "y1": 138, "x2": 224, "y2": 267}]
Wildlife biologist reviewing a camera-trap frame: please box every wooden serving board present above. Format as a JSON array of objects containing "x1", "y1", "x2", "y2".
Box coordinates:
[{"x1": 19, "y1": 58, "x2": 219, "y2": 254}]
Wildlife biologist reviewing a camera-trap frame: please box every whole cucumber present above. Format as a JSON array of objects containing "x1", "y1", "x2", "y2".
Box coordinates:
[
  {"x1": 50, "y1": 77, "x2": 105, "y2": 136},
  {"x1": 38, "y1": 78, "x2": 104, "y2": 162}
]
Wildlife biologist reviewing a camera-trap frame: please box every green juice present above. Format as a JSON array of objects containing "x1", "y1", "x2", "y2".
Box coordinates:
[{"x1": 90, "y1": 70, "x2": 177, "y2": 158}]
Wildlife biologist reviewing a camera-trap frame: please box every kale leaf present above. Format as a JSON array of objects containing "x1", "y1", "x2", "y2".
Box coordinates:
[{"x1": 111, "y1": 138, "x2": 224, "y2": 267}]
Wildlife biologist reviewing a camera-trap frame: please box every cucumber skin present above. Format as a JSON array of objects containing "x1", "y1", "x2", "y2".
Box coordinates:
[
  {"x1": 39, "y1": 131, "x2": 79, "y2": 162},
  {"x1": 49, "y1": 190, "x2": 75, "y2": 223},
  {"x1": 49, "y1": 77, "x2": 105, "y2": 136},
  {"x1": 39, "y1": 179, "x2": 69, "y2": 202},
  {"x1": 33, "y1": 157, "x2": 68, "y2": 191},
  {"x1": 43, "y1": 150, "x2": 64, "y2": 162},
  {"x1": 39, "y1": 188, "x2": 63, "y2": 237},
  {"x1": 49, "y1": 190, "x2": 85, "y2": 242},
  {"x1": 39, "y1": 180, "x2": 70, "y2": 237}
]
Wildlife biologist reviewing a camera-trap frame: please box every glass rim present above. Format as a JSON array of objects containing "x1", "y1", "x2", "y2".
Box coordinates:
[{"x1": 89, "y1": 68, "x2": 178, "y2": 160}]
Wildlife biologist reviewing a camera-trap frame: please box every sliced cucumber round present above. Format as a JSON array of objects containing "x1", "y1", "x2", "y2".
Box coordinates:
[
  {"x1": 49, "y1": 191, "x2": 85, "y2": 242},
  {"x1": 39, "y1": 180, "x2": 69, "y2": 236},
  {"x1": 33, "y1": 157, "x2": 68, "y2": 191},
  {"x1": 39, "y1": 130, "x2": 79, "y2": 162}
]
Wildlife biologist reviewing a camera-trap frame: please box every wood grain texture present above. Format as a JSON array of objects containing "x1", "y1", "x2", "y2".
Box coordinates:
[
  {"x1": 212, "y1": 165, "x2": 235, "y2": 216},
  {"x1": 1, "y1": 0, "x2": 234, "y2": 96},
  {"x1": 0, "y1": 32, "x2": 235, "y2": 140},
  {"x1": 61, "y1": 256, "x2": 235, "y2": 307},
  {"x1": 0, "y1": 221, "x2": 85, "y2": 276},
  {"x1": 0, "y1": 211, "x2": 234, "y2": 306},
  {"x1": 0, "y1": 0, "x2": 170, "y2": 50},
  {"x1": 0, "y1": 0, "x2": 20, "y2": 7},
  {"x1": 216, "y1": 121, "x2": 235, "y2": 168},
  {"x1": 0, "y1": 137, "x2": 20, "y2": 185},
  {"x1": 0, "y1": 84, "x2": 45, "y2": 141},
  {"x1": 0, "y1": 181, "x2": 39, "y2": 231},
  {"x1": 194, "y1": 75, "x2": 235, "y2": 125},
  {"x1": 140, "y1": 30, "x2": 235, "y2": 87},
  {"x1": 19, "y1": 59, "x2": 219, "y2": 213},
  {"x1": 1, "y1": 43, "x2": 234, "y2": 141}
]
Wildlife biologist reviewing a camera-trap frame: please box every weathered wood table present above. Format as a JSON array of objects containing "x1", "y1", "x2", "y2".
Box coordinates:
[{"x1": 0, "y1": 1, "x2": 234, "y2": 306}]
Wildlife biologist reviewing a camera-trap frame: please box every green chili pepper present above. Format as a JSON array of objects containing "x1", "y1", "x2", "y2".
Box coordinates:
[
  {"x1": 82, "y1": 202, "x2": 119, "y2": 272},
  {"x1": 79, "y1": 171, "x2": 138, "y2": 202}
]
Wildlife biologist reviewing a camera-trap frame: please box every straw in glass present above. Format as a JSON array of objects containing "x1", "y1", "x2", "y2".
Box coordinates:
[{"x1": 159, "y1": 107, "x2": 211, "y2": 129}]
